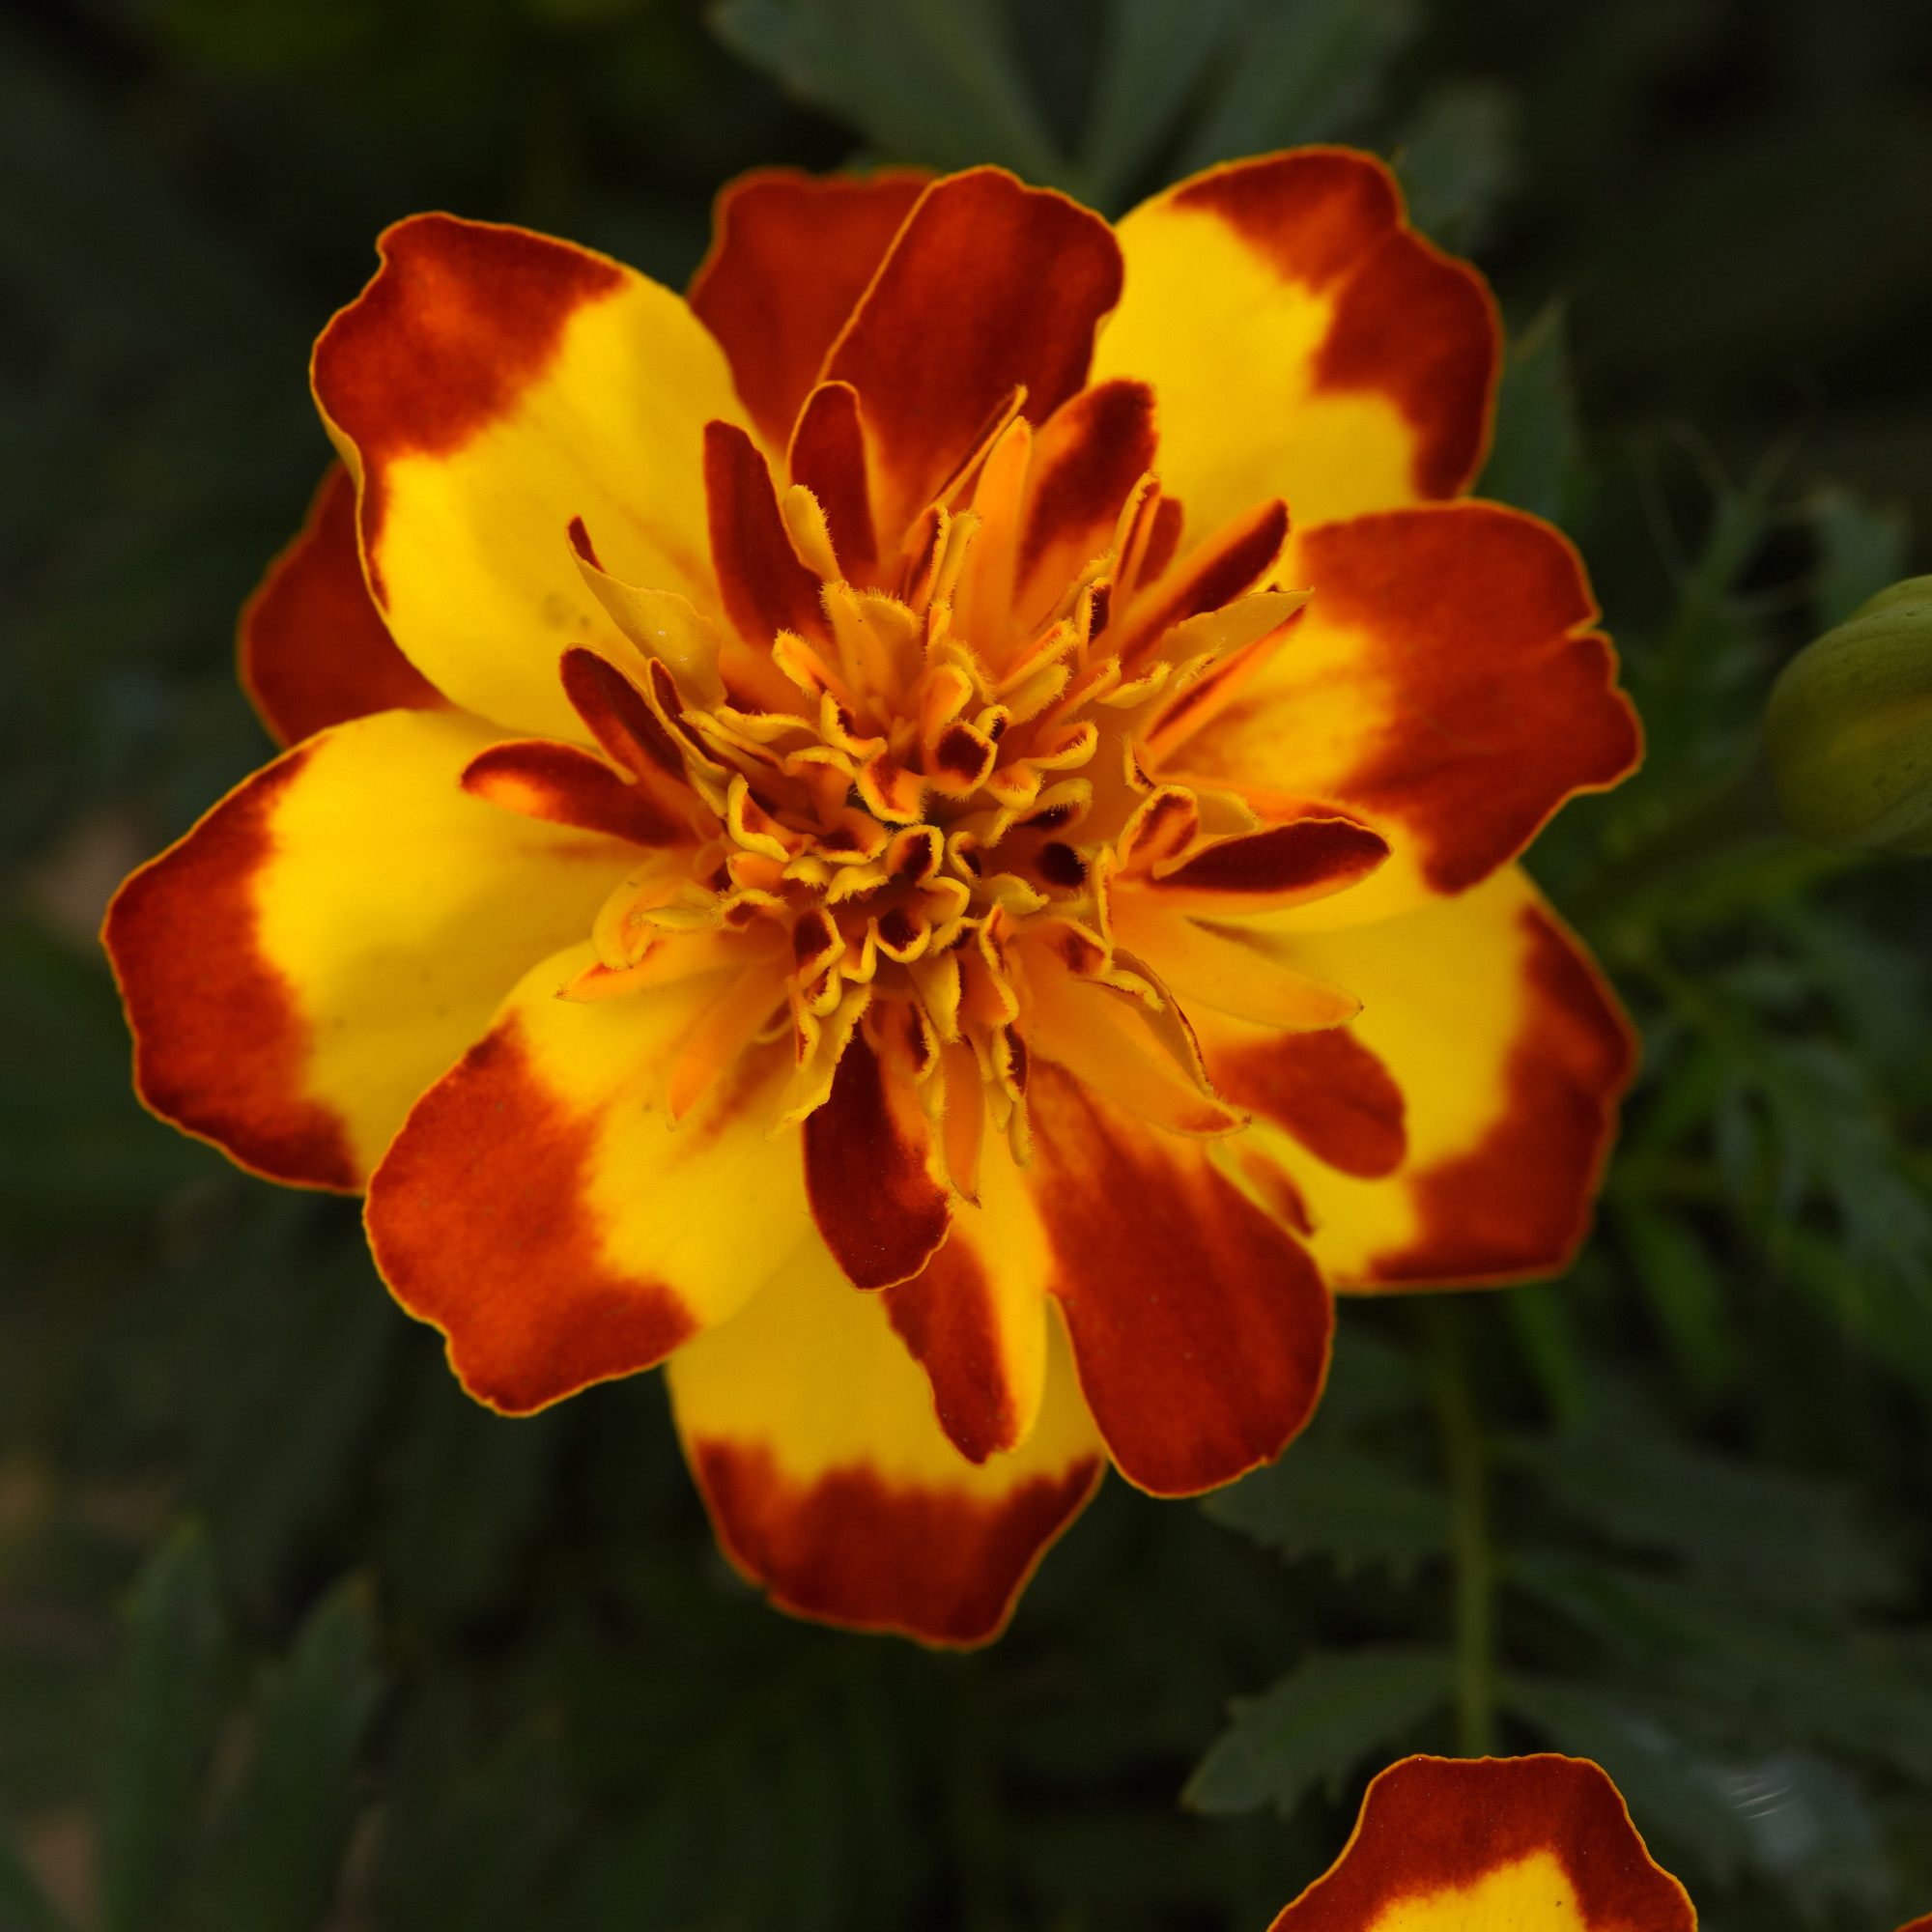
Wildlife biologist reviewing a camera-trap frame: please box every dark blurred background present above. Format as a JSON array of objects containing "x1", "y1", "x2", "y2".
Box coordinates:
[{"x1": 4, "y1": 2, "x2": 1932, "y2": 1928}]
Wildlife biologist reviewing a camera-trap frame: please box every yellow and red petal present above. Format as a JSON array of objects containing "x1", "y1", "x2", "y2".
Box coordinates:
[
  {"x1": 804, "y1": 1018, "x2": 952, "y2": 1291},
  {"x1": 313, "y1": 213, "x2": 744, "y2": 740},
  {"x1": 367, "y1": 940, "x2": 806, "y2": 1414},
  {"x1": 1094, "y1": 148, "x2": 1496, "y2": 536},
  {"x1": 823, "y1": 168, "x2": 1122, "y2": 546},
  {"x1": 688, "y1": 166, "x2": 931, "y2": 454},
  {"x1": 884, "y1": 1128, "x2": 1054, "y2": 1463},
  {"x1": 667, "y1": 1236, "x2": 1105, "y2": 1646},
  {"x1": 240, "y1": 462, "x2": 447, "y2": 748},
  {"x1": 103, "y1": 709, "x2": 638, "y2": 1191},
  {"x1": 1151, "y1": 504, "x2": 1640, "y2": 922},
  {"x1": 705, "y1": 419, "x2": 832, "y2": 648},
  {"x1": 460, "y1": 739, "x2": 690, "y2": 845},
  {"x1": 1200, "y1": 867, "x2": 1635, "y2": 1288},
  {"x1": 1269, "y1": 1754, "x2": 1694, "y2": 1932},
  {"x1": 1024, "y1": 1062, "x2": 1333, "y2": 1495}
]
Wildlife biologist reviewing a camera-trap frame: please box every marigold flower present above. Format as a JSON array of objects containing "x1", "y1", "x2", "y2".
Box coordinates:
[{"x1": 105, "y1": 152, "x2": 1640, "y2": 1646}]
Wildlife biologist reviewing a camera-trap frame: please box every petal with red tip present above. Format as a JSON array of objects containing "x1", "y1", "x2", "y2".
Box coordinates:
[
  {"x1": 824, "y1": 169, "x2": 1122, "y2": 545},
  {"x1": 1151, "y1": 504, "x2": 1640, "y2": 922},
  {"x1": 1197, "y1": 867, "x2": 1635, "y2": 1288},
  {"x1": 804, "y1": 1016, "x2": 952, "y2": 1291},
  {"x1": 884, "y1": 1130, "x2": 1054, "y2": 1463},
  {"x1": 704, "y1": 419, "x2": 831, "y2": 647},
  {"x1": 1095, "y1": 149, "x2": 1496, "y2": 535},
  {"x1": 240, "y1": 463, "x2": 447, "y2": 747},
  {"x1": 461, "y1": 739, "x2": 690, "y2": 845},
  {"x1": 1269, "y1": 1754, "x2": 1694, "y2": 1932},
  {"x1": 689, "y1": 166, "x2": 931, "y2": 453},
  {"x1": 667, "y1": 1237, "x2": 1105, "y2": 1646},
  {"x1": 103, "y1": 709, "x2": 639, "y2": 1190},
  {"x1": 1024, "y1": 1062, "x2": 1333, "y2": 1495},
  {"x1": 313, "y1": 213, "x2": 744, "y2": 740},
  {"x1": 368, "y1": 941, "x2": 807, "y2": 1413}
]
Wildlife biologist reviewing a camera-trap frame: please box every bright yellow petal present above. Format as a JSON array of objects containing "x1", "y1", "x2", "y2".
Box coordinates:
[
  {"x1": 313, "y1": 214, "x2": 747, "y2": 740},
  {"x1": 368, "y1": 938, "x2": 811, "y2": 1413},
  {"x1": 1094, "y1": 151, "x2": 1494, "y2": 538},
  {"x1": 1199, "y1": 867, "x2": 1634, "y2": 1288},
  {"x1": 104, "y1": 707, "x2": 640, "y2": 1189},
  {"x1": 666, "y1": 1236, "x2": 1104, "y2": 1646}
]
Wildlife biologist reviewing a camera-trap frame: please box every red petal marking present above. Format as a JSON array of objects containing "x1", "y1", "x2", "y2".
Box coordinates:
[
  {"x1": 1174, "y1": 150, "x2": 1497, "y2": 500},
  {"x1": 1027, "y1": 1064, "x2": 1332, "y2": 1493},
  {"x1": 460, "y1": 740, "x2": 687, "y2": 846},
  {"x1": 1209, "y1": 1028, "x2": 1406, "y2": 1179},
  {"x1": 824, "y1": 169, "x2": 1122, "y2": 543},
  {"x1": 367, "y1": 1015, "x2": 696, "y2": 1413},
  {"x1": 1298, "y1": 506, "x2": 1640, "y2": 894},
  {"x1": 804, "y1": 1024, "x2": 952, "y2": 1290},
  {"x1": 1269, "y1": 1754, "x2": 1695, "y2": 1932},
  {"x1": 885, "y1": 1240, "x2": 1020, "y2": 1463},
  {"x1": 705, "y1": 420, "x2": 830, "y2": 647},
  {"x1": 1367, "y1": 905, "x2": 1635, "y2": 1285},
  {"x1": 690, "y1": 1437, "x2": 1101, "y2": 1647},
  {"x1": 102, "y1": 750, "x2": 358, "y2": 1192},
  {"x1": 240, "y1": 464, "x2": 446, "y2": 747},
  {"x1": 312, "y1": 213, "x2": 626, "y2": 570},
  {"x1": 788, "y1": 382, "x2": 879, "y2": 577},
  {"x1": 1015, "y1": 379, "x2": 1157, "y2": 620},
  {"x1": 689, "y1": 166, "x2": 932, "y2": 452},
  {"x1": 1113, "y1": 497, "x2": 1289, "y2": 668},
  {"x1": 559, "y1": 647, "x2": 689, "y2": 781},
  {"x1": 1155, "y1": 819, "x2": 1389, "y2": 896}
]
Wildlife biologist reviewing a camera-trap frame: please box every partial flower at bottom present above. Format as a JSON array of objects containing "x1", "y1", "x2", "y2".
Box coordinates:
[
  {"x1": 1271, "y1": 1754, "x2": 1928, "y2": 1932},
  {"x1": 105, "y1": 151, "x2": 1641, "y2": 1646}
]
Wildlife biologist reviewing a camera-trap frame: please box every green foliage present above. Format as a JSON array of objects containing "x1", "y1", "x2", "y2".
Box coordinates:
[{"x1": 4, "y1": 3, "x2": 1932, "y2": 1930}]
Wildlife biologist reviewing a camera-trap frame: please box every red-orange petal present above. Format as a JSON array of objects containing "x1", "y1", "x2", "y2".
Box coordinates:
[
  {"x1": 240, "y1": 463, "x2": 447, "y2": 747},
  {"x1": 788, "y1": 381, "x2": 879, "y2": 578},
  {"x1": 705, "y1": 419, "x2": 832, "y2": 648},
  {"x1": 689, "y1": 167, "x2": 932, "y2": 453},
  {"x1": 824, "y1": 168, "x2": 1122, "y2": 545},
  {"x1": 1269, "y1": 1755, "x2": 1695, "y2": 1932},
  {"x1": 103, "y1": 748, "x2": 359, "y2": 1191},
  {"x1": 1158, "y1": 504, "x2": 1641, "y2": 908},
  {"x1": 804, "y1": 1022, "x2": 952, "y2": 1291},
  {"x1": 368, "y1": 1018, "x2": 696, "y2": 1412},
  {"x1": 1211, "y1": 1027, "x2": 1406, "y2": 1179},
  {"x1": 1014, "y1": 378, "x2": 1156, "y2": 626},
  {"x1": 461, "y1": 739, "x2": 688, "y2": 845},
  {"x1": 1026, "y1": 1063, "x2": 1332, "y2": 1494}
]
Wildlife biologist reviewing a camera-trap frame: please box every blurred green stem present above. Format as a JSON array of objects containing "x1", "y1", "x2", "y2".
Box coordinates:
[{"x1": 1418, "y1": 1296, "x2": 1497, "y2": 1755}]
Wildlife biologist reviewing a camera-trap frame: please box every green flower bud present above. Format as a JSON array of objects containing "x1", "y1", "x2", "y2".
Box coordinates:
[{"x1": 1765, "y1": 575, "x2": 1932, "y2": 854}]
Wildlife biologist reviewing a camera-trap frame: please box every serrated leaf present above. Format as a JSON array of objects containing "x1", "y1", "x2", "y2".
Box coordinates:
[
  {"x1": 1078, "y1": 0, "x2": 1243, "y2": 211},
  {"x1": 1201, "y1": 1441, "x2": 1446, "y2": 1575},
  {"x1": 1173, "y1": 0, "x2": 1417, "y2": 178},
  {"x1": 1612, "y1": 1201, "x2": 1737, "y2": 1399},
  {"x1": 1184, "y1": 1645, "x2": 1451, "y2": 1816},
  {"x1": 707, "y1": 0, "x2": 1065, "y2": 182},
  {"x1": 0, "y1": 1823, "x2": 73, "y2": 1932},
  {"x1": 198, "y1": 1575, "x2": 381, "y2": 1932},
  {"x1": 99, "y1": 1523, "x2": 224, "y2": 1932}
]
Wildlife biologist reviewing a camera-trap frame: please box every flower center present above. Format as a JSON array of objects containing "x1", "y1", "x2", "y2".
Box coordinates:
[{"x1": 554, "y1": 420, "x2": 1307, "y2": 1166}]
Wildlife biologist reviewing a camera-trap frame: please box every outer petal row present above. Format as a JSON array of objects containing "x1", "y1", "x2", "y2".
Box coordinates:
[
  {"x1": 103, "y1": 709, "x2": 638, "y2": 1189},
  {"x1": 1200, "y1": 867, "x2": 1634, "y2": 1289},
  {"x1": 1095, "y1": 148, "x2": 1496, "y2": 535},
  {"x1": 313, "y1": 213, "x2": 747, "y2": 742}
]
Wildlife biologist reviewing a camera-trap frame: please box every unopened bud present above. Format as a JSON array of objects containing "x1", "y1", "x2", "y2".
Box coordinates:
[{"x1": 1765, "y1": 576, "x2": 1932, "y2": 854}]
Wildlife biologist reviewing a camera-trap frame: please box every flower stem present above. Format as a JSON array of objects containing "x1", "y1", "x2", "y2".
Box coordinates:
[{"x1": 1417, "y1": 1294, "x2": 1497, "y2": 1756}]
